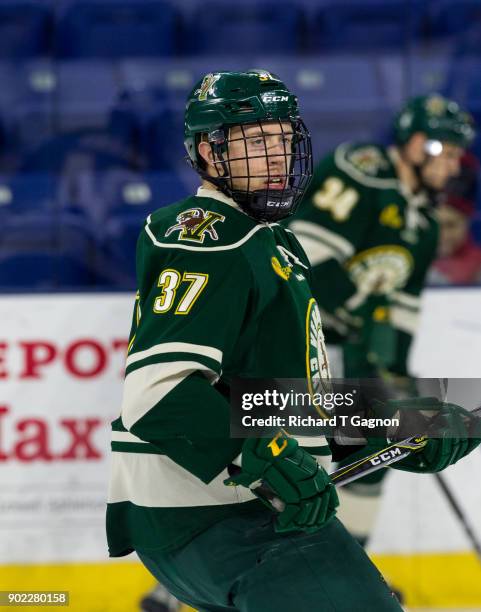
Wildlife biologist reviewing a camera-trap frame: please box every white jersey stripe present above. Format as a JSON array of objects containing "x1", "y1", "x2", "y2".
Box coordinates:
[
  {"x1": 294, "y1": 233, "x2": 339, "y2": 265},
  {"x1": 391, "y1": 291, "x2": 421, "y2": 311},
  {"x1": 289, "y1": 219, "x2": 355, "y2": 261},
  {"x1": 295, "y1": 435, "x2": 329, "y2": 448},
  {"x1": 126, "y1": 342, "x2": 223, "y2": 369},
  {"x1": 145, "y1": 215, "x2": 267, "y2": 252},
  {"x1": 121, "y1": 361, "x2": 219, "y2": 430},
  {"x1": 111, "y1": 431, "x2": 149, "y2": 444},
  {"x1": 390, "y1": 305, "x2": 419, "y2": 334},
  {"x1": 108, "y1": 451, "x2": 256, "y2": 507}
]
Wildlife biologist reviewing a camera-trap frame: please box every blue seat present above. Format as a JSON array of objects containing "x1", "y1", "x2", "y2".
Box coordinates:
[
  {"x1": 0, "y1": 2, "x2": 52, "y2": 59},
  {"x1": 20, "y1": 128, "x2": 134, "y2": 174},
  {"x1": 0, "y1": 173, "x2": 56, "y2": 215},
  {"x1": 311, "y1": 0, "x2": 426, "y2": 51},
  {"x1": 306, "y1": 109, "x2": 392, "y2": 160},
  {"x1": 184, "y1": 3, "x2": 305, "y2": 55},
  {"x1": 0, "y1": 61, "x2": 57, "y2": 163},
  {"x1": 429, "y1": 0, "x2": 481, "y2": 39},
  {"x1": 144, "y1": 110, "x2": 186, "y2": 169},
  {"x1": 55, "y1": 61, "x2": 120, "y2": 130},
  {"x1": 103, "y1": 171, "x2": 189, "y2": 285},
  {"x1": 0, "y1": 211, "x2": 96, "y2": 289},
  {"x1": 257, "y1": 58, "x2": 389, "y2": 113},
  {"x1": 119, "y1": 58, "x2": 251, "y2": 113},
  {"x1": 406, "y1": 56, "x2": 451, "y2": 97},
  {"x1": 107, "y1": 85, "x2": 185, "y2": 169},
  {"x1": 55, "y1": 1, "x2": 179, "y2": 58},
  {"x1": 106, "y1": 171, "x2": 189, "y2": 215}
]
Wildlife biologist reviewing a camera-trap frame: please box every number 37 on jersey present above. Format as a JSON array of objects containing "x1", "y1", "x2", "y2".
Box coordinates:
[{"x1": 153, "y1": 268, "x2": 209, "y2": 315}]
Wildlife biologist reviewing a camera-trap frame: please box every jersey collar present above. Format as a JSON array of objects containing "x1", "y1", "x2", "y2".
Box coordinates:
[
  {"x1": 195, "y1": 186, "x2": 279, "y2": 229},
  {"x1": 196, "y1": 186, "x2": 240, "y2": 209}
]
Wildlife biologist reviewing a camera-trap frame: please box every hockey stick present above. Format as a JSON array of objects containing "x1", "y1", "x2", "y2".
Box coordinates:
[
  {"x1": 239, "y1": 405, "x2": 481, "y2": 512},
  {"x1": 230, "y1": 435, "x2": 427, "y2": 512},
  {"x1": 329, "y1": 435, "x2": 427, "y2": 487}
]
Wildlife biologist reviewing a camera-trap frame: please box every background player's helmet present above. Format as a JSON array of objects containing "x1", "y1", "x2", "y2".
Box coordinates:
[
  {"x1": 393, "y1": 94, "x2": 475, "y2": 152},
  {"x1": 184, "y1": 70, "x2": 313, "y2": 222}
]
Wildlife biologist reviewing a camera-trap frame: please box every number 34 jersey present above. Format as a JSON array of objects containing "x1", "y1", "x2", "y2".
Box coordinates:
[
  {"x1": 289, "y1": 142, "x2": 439, "y2": 375},
  {"x1": 106, "y1": 187, "x2": 330, "y2": 557}
]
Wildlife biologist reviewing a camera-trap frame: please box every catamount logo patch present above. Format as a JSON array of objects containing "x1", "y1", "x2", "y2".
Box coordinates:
[
  {"x1": 165, "y1": 208, "x2": 225, "y2": 243},
  {"x1": 196, "y1": 73, "x2": 221, "y2": 101}
]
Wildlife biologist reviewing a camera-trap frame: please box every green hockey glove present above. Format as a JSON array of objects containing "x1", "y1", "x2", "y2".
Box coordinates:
[
  {"x1": 375, "y1": 398, "x2": 481, "y2": 473},
  {"x1": 224, "y1": 432, "x2": 338, "y2": 534}
]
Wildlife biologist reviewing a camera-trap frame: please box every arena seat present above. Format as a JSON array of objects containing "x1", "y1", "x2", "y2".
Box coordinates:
[
  {"x1": 0, "y1": 173, "x2": 56, "y2": 215},
  {"x1": 406, "y1": 56, "x2": 451, "y2": 97},
  {"x1": 256, "y1": 57, "x2": 389, "y2": 112},
  {"x1": 103, "y1": 171, "x2": 190, "y2": 286},
  {"x1": 0, "y1": 211, "x2": 96, "y2": 289},
  {"x1": 0, "y1": 2, "x2": 52, "y2": 59},
  {"x1": 311, "y1": 0, "x2": 426, "y2": 51},
  {"x1": 307, "y1": 109, "x2": 392, "y2": 159},
  {"x1": 183, "y1": 3, "x2": 305, "y2": 55},
  {"x1": 428, "y1": 0, "x2": 481, "y2": 39},
  {"x1": 105, "y1": 171, "x2": 189, "y2": 215},
  {"x1": 55, "y1": 0, "x2": 179, "y2": 59},
  {"x1": 144, "y1": 110, "x2": 187, "y2": 170},
  {"x1": 55, "y1": 61, "x2": 120, "y2": 130},
  {"x1": 19, "y1": 128, "x2": 134, "y2": 174}
]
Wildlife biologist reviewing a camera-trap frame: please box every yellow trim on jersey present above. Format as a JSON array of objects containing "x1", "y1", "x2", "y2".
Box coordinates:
[{"x1": 305, "y1": 297, "x2": 316, "y2": 398}]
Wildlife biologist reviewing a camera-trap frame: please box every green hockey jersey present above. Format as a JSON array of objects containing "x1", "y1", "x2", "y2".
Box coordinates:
[
  {"x1": 107, "y1": 187, "x2": 330, "y2": 557},
  {"x1": 288, "y1": 143, "x2": 439, "y2": 376}
]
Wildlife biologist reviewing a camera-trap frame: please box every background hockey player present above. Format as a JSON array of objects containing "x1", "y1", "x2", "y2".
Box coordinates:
[
  {"x1": 106, "y1": 74, "x2": 480, "y2": 612},
  {"x1": 288, "y1": 94, "x2": 475, "y2": 557}
]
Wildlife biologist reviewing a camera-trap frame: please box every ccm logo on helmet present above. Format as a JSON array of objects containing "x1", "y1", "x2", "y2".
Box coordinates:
[{"x1": 262, "y1": 94, "x2": 289, "y2": 103}]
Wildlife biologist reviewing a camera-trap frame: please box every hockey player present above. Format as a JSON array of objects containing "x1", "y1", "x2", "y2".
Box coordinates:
[
  {"x1": 288, "y1": 95, "x2": 475, "y2": 551},
  {"x1": 106, "y1": 74, "x2": 480, "y2": 612}
]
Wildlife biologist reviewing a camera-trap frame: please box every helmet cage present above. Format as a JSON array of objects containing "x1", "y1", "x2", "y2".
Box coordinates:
[{"x1": 194, "y1": 117, "x2": 313, "y2": 222}]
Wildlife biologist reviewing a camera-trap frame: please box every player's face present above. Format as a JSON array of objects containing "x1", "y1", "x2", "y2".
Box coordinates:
[
  {"x1": 421, "y1": 142, "x2": 464, "y2": 191},
  {"x1": 225, "y1": 122, "x2": 294, "y2": 192},
  {"x1": 437, "y1": 203, "x2": 470, "y2": 257}
]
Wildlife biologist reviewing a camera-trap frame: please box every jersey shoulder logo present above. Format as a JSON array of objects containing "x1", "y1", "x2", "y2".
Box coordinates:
[
  {"x1": 347, "y1": 146, "x2": 389, "y2": 176},
  {"x1": 165, "y1": 208, "x2": 225, "y2": 243}
]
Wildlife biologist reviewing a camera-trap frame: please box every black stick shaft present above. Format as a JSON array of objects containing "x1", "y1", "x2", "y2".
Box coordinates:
[{"x1": 433, "y1": 472, "x2": 481, "y2": 563}]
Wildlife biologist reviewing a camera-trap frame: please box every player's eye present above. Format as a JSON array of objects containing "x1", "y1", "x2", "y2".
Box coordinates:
[{"x1": 249, "y1": 137, "x2": 265, "y2": 146}]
